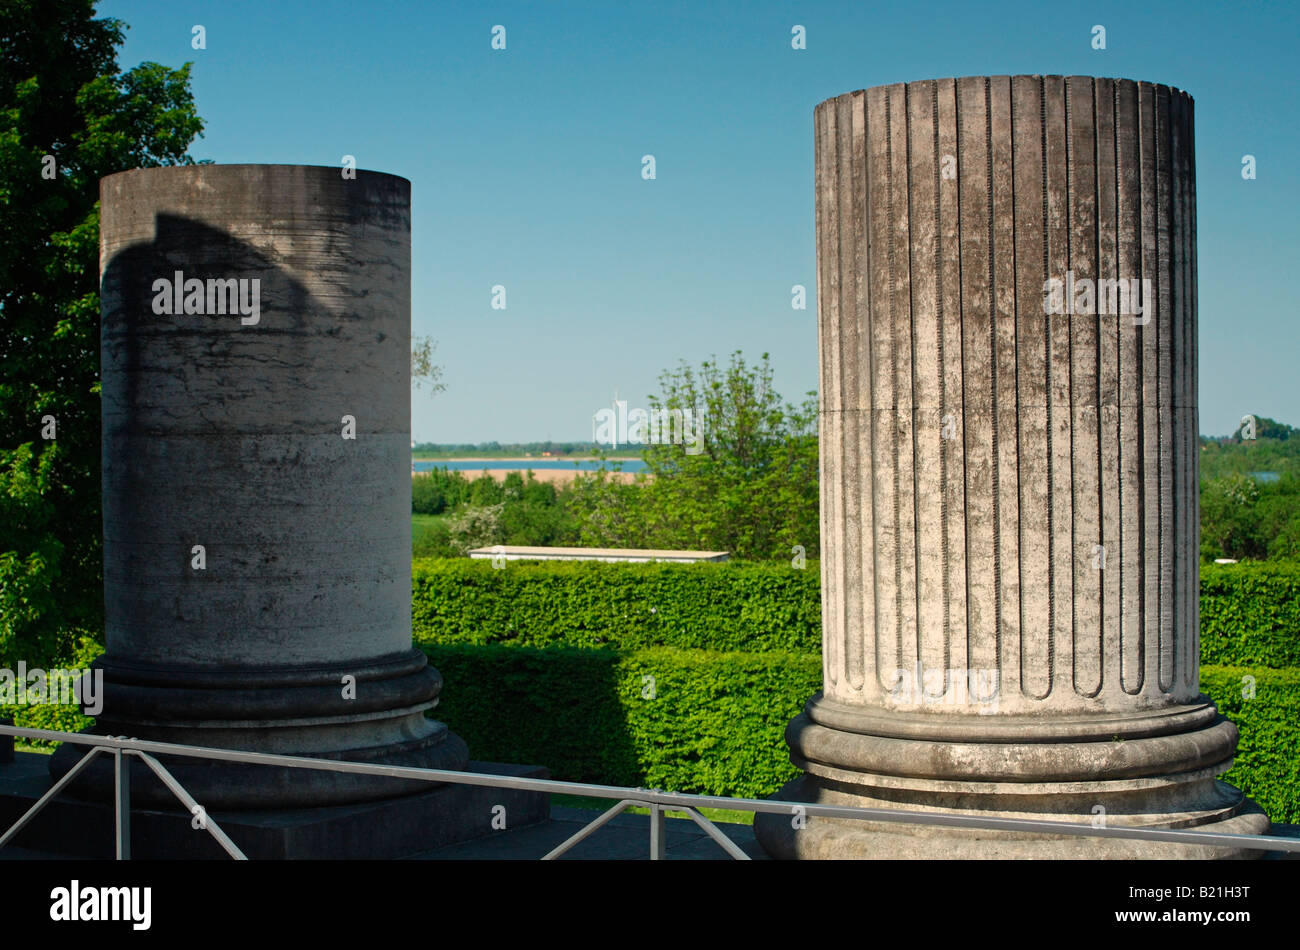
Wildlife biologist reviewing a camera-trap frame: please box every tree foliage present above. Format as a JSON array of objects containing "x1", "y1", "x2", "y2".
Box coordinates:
[
  {"x1": 1200, "y1": 419, "x2": 1300, "y2": 563},
  {"x1": 411, "y1": 335, "x2": 445, "y2": 396},
  {"x1": 1201, "y1": 473, "x2": 1300, "y2": 562},
  {"x1": 411, "y1": 354, "x2": 819, "y2": 561},
  {"x1": 562, "y1": 352, "x2": 819, "y2": 560},
  {"x1": 0, "y1": 0, "x2": 203, "y2": 663}
]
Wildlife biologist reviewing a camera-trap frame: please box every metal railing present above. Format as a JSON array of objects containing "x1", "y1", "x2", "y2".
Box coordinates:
[{"x1": 2, "y1": 723, "x2": 1297, "y2": 860}]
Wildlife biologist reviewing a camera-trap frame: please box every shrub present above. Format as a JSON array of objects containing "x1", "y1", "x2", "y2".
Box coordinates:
[
  {"x1": 421, "y1": 643, "x2": 1300, "y2": 820},
  {"x1": 411, "y1": 467, "x2": 472, "y2": 516},
  {"x1": 445, "y1": 504, "x2": 505, "y2": 555},
  {"x1": 424, "y1": 643, "x2": 819, "y2": 797},
  {"x1": 412, "y1": 516, "x2": 456, "y2": 559},
  {"x1": 0, "y1": 634, "x2": 102, "y2": 750},
  {"x1": 1200, "y1": 665, "x2": 1300, "y2": 824},
  {"x1": 1200, "y1": 563, "x2": 1300, "y2": 668},
  {"x1": 412, "y1": 558, "x2": 821, "y2": 653}
]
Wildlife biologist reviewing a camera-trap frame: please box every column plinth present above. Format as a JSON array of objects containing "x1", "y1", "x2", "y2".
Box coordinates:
[{"x1": 754, "y1": 77, "x2": 1269, "y2": 858}]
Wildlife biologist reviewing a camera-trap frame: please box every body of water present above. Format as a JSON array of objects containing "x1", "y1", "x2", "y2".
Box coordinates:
[
  {"x1": 414, "y1": 458, "x2": 647, "y2": 473},
  {"x1": 1249, "y1": 471, "x2": 1281, "y2": 483}
]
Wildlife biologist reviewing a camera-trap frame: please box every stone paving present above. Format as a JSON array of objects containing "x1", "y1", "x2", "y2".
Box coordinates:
[{"x1": 410, "y1": 806, "x2": 769, "y2": 860}]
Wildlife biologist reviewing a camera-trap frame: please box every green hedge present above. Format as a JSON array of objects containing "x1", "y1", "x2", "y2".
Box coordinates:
[
  {"x1": 1200, "y1": 564, "x2": 1300, "y2": 669},
  {"x1": 424, "y1": 643, "x2": 820, "y2": 798},
  {"x1": 416, "y1": 559, "x2": 1300, "y2": 668},
  {"x1": 423, "y1": 643, "x2": 1300, "y2": 821},
  {"x1": 1200, "y1": 665, "x2": 1300, "y2": 824},
  {"x1": 4, "y1": 633, "x2": 1294, "y2": 824},
  {"x1": 413, "y1": 558, "x2": 821, "y2": 654}
]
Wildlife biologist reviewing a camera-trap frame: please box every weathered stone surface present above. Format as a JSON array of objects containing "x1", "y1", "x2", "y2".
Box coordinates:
[
  {"x1": 754, "y1": 77, "x2": 1270, "y2": 858},
  {"x1": 49, "y1": 165, "x2": 469, "y2": 807}
]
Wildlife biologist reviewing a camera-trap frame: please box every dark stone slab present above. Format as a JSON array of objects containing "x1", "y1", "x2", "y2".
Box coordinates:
[
  {"x1": 0, "y1": 752, "x2": 547, "y2": 859},
  {"x1": 411, "y1": 805, "x2": 769, "y2": 860}
]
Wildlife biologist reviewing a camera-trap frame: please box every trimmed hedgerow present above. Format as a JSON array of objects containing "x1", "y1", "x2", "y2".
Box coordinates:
[
  {"x1": 1200, "y1": 563, "x2": 1300, "y2": 669},
  {"x1": 422, "y1": 642, "x2": 1300, "y2": 820},
  {"x1": 1199, "y1": 665, "x2": 1300, "y2": 824},
  {"x1": 412, "y1": 558, "x2": 821, "y2": 654},
  {"x1": 416, "y1": 559, "x2": 1300, "y2": 671},
  {"x1": 423, "y1": 643, "x2": 820, "y2": 798}
]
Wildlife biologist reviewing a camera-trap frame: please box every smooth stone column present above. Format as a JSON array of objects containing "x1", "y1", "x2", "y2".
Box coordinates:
[
  {"x1": 51, "y1": 165, "x2": 468, "y2": 807},
  {"x1": 755, "y1": 76, "x2": 1270, "y2": 858}
]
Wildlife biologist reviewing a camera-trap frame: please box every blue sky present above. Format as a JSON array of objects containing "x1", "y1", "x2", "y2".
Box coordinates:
[{"x1": 99, "y1": 0, "x2": 1300, "y2": 442}]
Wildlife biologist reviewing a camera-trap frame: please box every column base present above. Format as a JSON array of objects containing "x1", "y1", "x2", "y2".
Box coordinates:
[
  {"x1": 753, "y1": 696, "x2": 1273, "y2": 859},
  {"x1": 755, "y1": 775, "x2": 1271, "y2": 859},
  {"x1": 49, "y1": 648, "x2": 469, "y2": 808}
]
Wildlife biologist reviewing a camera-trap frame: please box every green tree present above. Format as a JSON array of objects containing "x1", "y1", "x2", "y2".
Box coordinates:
[
  {"x1": 567, "y1": 352, "x2": 819, "y2": 560},
  {"x1": 1200, "y1": 474, "x2": 1263, "y2": 561},
  {"x1": 640, "y1": 352, "x2": 818, "y2": 559},
  {"x1": 500, "y1": 472, "x2": 573, "y2": 546},
  {"x1": 411, "y1": 335, "x2": 445, "y2": 395},
  {"x1": 560, "y1": 462, "x2": 647, "y2": 549},
  {"x1": 1, "y1": 1, "x2": 203, "y2": 664},
  {"x1": 1230, "y1": 415, "x2": 1298, "y2": 443}
]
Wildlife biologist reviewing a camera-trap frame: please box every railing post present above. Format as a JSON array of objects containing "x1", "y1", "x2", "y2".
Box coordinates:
[
  {"x1": 114, "y1": 746, "x2": 130, "y2": 860},
  {"x1": 649, "y1": 802, "x2": 666, "y2": 860}
]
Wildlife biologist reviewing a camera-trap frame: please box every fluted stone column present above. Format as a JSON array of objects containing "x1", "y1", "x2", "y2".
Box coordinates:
[
  {"x1": 51, "y1": 165, "x2": 468, "y2": 808},
  {"x1": 754, "y1": 76, "x2": 1269, "y2": 858}
]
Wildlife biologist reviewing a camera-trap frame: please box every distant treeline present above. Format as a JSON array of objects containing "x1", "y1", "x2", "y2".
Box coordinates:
[
  {"x1": 1201, "y1": 416, "x2": 1300, "y2": 481},
  {"x1": 1199, "y1": 417, "x2": 1300, "y2": 562},
  {"x1": 413, "y1": 410, "x2": 1300, "y2": 565}
]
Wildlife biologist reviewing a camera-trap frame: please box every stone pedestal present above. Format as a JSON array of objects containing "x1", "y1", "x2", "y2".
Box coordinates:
[
  {"x1": 754, "y1": 77, "x2": 1270, "y2": 858},
  {"x1": 50, "y1": 165, "x2": 468, "y2": 808}
]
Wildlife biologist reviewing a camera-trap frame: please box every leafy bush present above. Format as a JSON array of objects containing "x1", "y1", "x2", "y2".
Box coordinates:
[
  {"x1": 468, "y1": 474, "x2": 505, "y2": 508},
  {"x1": 423, "y1": 643, "x2": 819, "y2": 797},
  {"x1": 412, "y1": 558, "x2": 820, "y2": 653},
  {"x1": 1200, "y1": 563, "x2": 1300, "y2": 668},
  {"x1": 0, "y1": 634, "x2": 102, "y2": 750},
  {"x1": 412, "y1": 515, "x2": 456, "y2": 559},
  {"x1": 421, "y1": 642, "x2": 1300, "y2": 818},
  {"x1": 411, "y1": 467, "x2": 471, "y2": 516},
  {"x1": 444, "y1": 504, "x2": 506, "y2": 555},
  {"x1": 1200, "y1": 665, "x2": 1300, "y2": 824}
]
